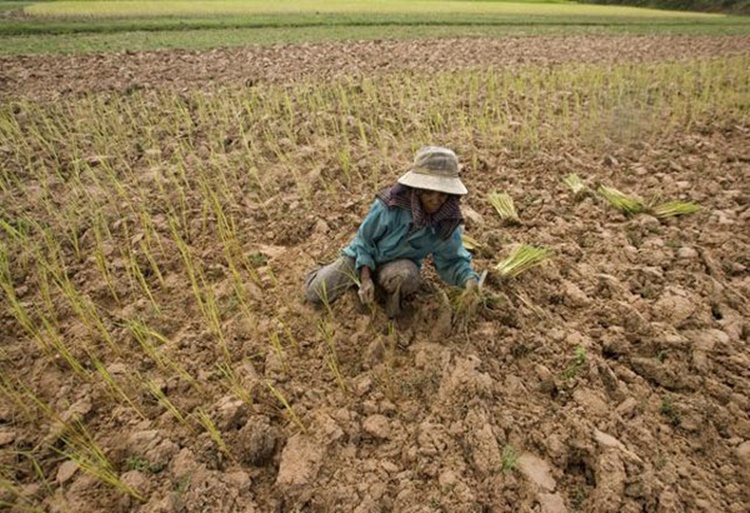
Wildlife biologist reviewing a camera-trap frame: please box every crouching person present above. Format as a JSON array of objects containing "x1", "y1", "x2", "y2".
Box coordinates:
[{"x1": 305, "y1": 146, "x2": 479, "y2": 318}]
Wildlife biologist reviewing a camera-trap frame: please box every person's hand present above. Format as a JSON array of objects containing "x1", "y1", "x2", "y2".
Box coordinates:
[
  {"x1": 358, "y1": 277, "x2": 375, "y2": 305},
  {"x1": 461, "y1": 279, "x2": 482, "y2": 312},
  {"x1": 358, "y1": 267, "x2": 375, "y2": 306},
  {"x1": 452, "y1": 278, "x2": 482, "y2": 331}
]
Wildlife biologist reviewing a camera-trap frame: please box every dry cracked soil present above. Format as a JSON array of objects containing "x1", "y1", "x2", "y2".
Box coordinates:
[{"x1": 0, "y1": 35, "x2": 749, "y2": 513}]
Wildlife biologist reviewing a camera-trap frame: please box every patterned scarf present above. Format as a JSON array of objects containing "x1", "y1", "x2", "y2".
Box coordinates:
[{"x1": 376, "y1": 183, "x2": 463, "y2": 240}]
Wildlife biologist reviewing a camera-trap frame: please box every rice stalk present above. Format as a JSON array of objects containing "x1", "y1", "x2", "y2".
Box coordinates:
[
  {"x1": 268, "y1": 331, "x2": 288, "y2": 374},
  {"x1": 461, "y1": 232, "x2": 483, "y2": 251},
  {"x1": 562, "y1": 173, "x2": 589, "y2": 197},
  {"x1": 216, "y1": 362, "x2": 254, "y2": 406},
  {"x1": 597, "y1": 185, "x2": 644, "y2": 215},
  {"x1": 494, "y1": 245, "x2": 552, "y2": 280},
  {"x1": 449, "y1": 286, "x2": 484, "y2": 332},
  {"x1": 650, "y1": 200, "x2": 701, "y2": 219},
  {"x1": 265, "y1": 381, "x2": 306, "y2": 434},
  {"x1": 194, "y1": 408, "x2": 230, "y2": 457},
  {"x1": 318, "y1": 319, "x2": 347, "y2": 394},
  {"x1": 56, "y1": 421, "x2": 144, "y2": 501},
  {"x1": 143, "y1": 379, "x2": 192, "y2": 431},
  {"x1": 91, "y1": 356, "x2": 145, "y2": 419},
  {"x1": 488, "y1": 191, "x2": 520, "y2": 225}
]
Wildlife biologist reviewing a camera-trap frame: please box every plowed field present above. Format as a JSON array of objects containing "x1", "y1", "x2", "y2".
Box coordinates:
[{"x1": 1, "y1": 35, "x2": 749, "y2": 513}]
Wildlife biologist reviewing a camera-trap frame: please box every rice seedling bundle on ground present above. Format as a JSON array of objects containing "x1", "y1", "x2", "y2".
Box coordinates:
[
  {"x1": 649, "y1": 200, "x2": 701, "y2": 219},
  {"x1": 494, "y1": 245, "x2": 553, "y2": 280},
  {"x1": 597, "y1": 184, "x2": 645, "y2": 216},
  {"x1": 563, "y1": 173, "x2": 589, "y2": 197},
  {"x1": 488, "y1": 191, "x2": 520, "y2": 225}
]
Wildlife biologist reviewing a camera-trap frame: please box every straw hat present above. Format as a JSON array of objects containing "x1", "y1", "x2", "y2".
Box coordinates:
[{"x1": 397, "y1": 146, "x2": 468, "y2": 196}]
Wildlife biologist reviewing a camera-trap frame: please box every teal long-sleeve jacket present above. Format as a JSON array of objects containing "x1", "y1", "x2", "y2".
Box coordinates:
[{"x1": 342, "y1": 199, "x2": 479, "y2": 287}]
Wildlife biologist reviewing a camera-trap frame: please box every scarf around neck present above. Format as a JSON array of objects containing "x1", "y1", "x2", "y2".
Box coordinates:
[{"x1": 376, "y1": 183, "x2": 463, "y2": 240}]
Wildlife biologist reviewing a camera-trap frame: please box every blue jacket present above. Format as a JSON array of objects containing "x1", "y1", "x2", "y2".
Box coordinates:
[{"x1": 342, "y1": 199, "x2": 479, "y2": 287}]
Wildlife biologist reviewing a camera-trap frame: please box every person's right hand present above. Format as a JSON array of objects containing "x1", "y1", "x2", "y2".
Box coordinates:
[{"x1": 358, "y1": 277, "x2": 375, "y2": 306}]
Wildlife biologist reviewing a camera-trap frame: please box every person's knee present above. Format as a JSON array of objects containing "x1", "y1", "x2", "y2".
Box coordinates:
[
  {"x1": 378, "y1": 260, "x2": 420, "y2": 293},
  {"x1": 305, "y1": 284, "x2": 325, "y2": 305}
]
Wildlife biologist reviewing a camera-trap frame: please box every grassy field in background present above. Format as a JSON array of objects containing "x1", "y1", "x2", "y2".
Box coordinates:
[
  {"x1": 22, "y1": 0, "x2": 717, "y2": 18},
  {"x1": 0, "y1": 0, "x2": 748, "y2": 55}
]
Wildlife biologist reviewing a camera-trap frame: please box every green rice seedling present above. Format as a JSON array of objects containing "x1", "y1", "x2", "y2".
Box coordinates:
[
  {"x1": 2, "y1": 254, "x2": 89, "y2": 376},
  {"x1": 126, "y1": 320, "x2": 202, "y2": 393},
  {"x1": 92, "y1": 216, "x2": 119, "y2": 302},
  {"x1": 650, "y1": 200, "x2": 701, "y2": 219},
  {"x1": 318, "y1": 319, "x2": 347, "y2": 394},
  {"x1": 15, "y1": 377, "x2": 140, "y2": 499},
  {"x1": 126, "y1": 319, "x2": 167, "y2": 369},
  {"x1": 574, "y1": 345, "x2": 587, "y2": 366},
  {"x1": 137, "y1": 238, "x2": 165, "y2": 288},
  {"x1": 0, "y1": 373, "x2": 38, "y2": 422},
  {"x1": 0, "y1": 217, "x2": 23, "y2": 241},
  {"x1": 127, "y1": 250, "x2": 161, "y2": 315},
  {"x1": 143, "y1": 379, "x2": 192, "y2": 431},
  {"x1": 168, "y1": 217, "x2": 206, "y2": 316},
  {"x1": 22, "y1": 452, "x2": 53, "y2": 498},
  {"x1": 501, "y1": 445, "x2": 519, "y2": 474},
  {"x1": 268, "y1": 331, "x2": 288, "y2": 374},
  {"x1": 57, "y1": 421, "x2": 144, "y2": 501},
  {"x1": 216, "y1": 362, "x2": 254, "y2": 406},
  {"x1": 659, "y1": 395, "x2": 681, "y2": 426},
  {"x1": 265, "y1": 381, "x2": 306, "y2": 434},
  {"x1": 563, "y1": 345, "x2": 587, "y2": 380},
  {"x1": 202, "y1": 278, "x2": 226, "y2": 343},
  {"x1": 40, "y1": 317, "x2": 88, "y2": 377},
  {"x1": 494, "y1": 245, "x2": 553, "y2": 280},
  {"x1": 326, "y1": 354, "x2": 347, "y2": 395},
  {"x1": 55, "y1": 276, "x2": 118, "y2": 354},
  {"x1": 488, "y1": 191, "x2": 520, "y2": 225},
  {"x1": 280, "y1": 319, "x2": 300, "y2": 352},
  {"x1": 0, "y1": 257, "x2": 38, "y2": 339},
  {"x1": 597, "y1": 185, "x2": 644, "y2": 216},
  {"x1": 91, "y1": 356, "x2": 145, "y2": 419},
  {"x1": 562, "y1": 173, "x2": 589, "y2": 197},
  {"x1": 0, "y1": 475, "x2": 45, "y2": 513},
  {"x1": 449, "y1": 286, "x2": 484, "y2": 332},
  {"x1": 194, "y1": 408, "x2": 230, "y2": 457},
  {"x1": 313, "y1": 280, "x2": 335, "y2": 317}
]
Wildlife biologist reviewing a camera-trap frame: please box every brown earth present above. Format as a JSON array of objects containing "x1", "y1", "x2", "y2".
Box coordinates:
[
  {"x1": 1, "y1": 35, "x2": 750, "y2": 100},
  {"x1": 1, "y1": 36, "x2": 750, "y2": 513}
]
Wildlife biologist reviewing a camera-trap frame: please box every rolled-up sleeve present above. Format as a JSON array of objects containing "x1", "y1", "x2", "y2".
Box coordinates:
[
  {"x1": 433, "y1": 229, "x2": 480, "y2": 287},
  {"x1": 345, "y1": 200, "x2": 388, "y2": 271}
]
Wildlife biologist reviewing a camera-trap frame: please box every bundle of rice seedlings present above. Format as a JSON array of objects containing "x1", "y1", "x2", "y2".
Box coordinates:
[
  {"x1": 461, "y1": 232, "x2": 483, "y2": 251},
  {"x1": 562, "y1": 174, "x2": 589, "y2": 197},
  {"x1": 650, "y1": 200, "x2": 701, "y2": 219},
  {"x1": 494, "y1": 245, "x2": 552, "y2": 280},
  {"x1": 448, "y1": 270, "x2": 487, "y2": 331},
  {"x1": 597, "y1": 185, "x2": 644, "y2": 216},
  {"x1": 449, "y1": 287, "x2": 481, "y2": 330},
  {"x1": 488, "y1": 191, "x2": 520, "y2": 225}
]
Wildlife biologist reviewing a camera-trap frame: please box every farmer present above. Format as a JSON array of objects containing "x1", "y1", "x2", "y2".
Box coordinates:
[{"x1": 304, "y1": 146, "x2": 480, "y2": 318}]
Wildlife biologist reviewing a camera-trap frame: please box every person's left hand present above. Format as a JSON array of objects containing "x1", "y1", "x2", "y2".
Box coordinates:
[
  {"x1": 358, "y1": 277, "x2": 375, "y2": 306},
  {"x1": 465, "y1": 278, "x2": 479, "y2": 291}
]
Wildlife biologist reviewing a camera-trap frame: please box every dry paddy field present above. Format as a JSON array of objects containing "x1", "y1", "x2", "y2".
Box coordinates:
[{"x1": 1, "y1": 35, "x2": 750, "y2": 512}]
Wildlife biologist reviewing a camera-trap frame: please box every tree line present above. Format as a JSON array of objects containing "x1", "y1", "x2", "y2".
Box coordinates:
[{"x1": 581, "y1": 0, "x2": 750, "y2": 15}]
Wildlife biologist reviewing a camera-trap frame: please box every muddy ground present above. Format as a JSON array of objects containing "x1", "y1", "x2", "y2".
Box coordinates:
[
  {"x1": 1, "y1": 36, "x2": 749, "y2": 513},
  {"x1": 1, "y1": 35, "x2": 750, "y2": 100}
]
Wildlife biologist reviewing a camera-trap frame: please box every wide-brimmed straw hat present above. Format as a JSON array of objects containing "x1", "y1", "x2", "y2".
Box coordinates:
[{"x1": 397, "y1": 146, "x2": 468, "y2": 196}]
